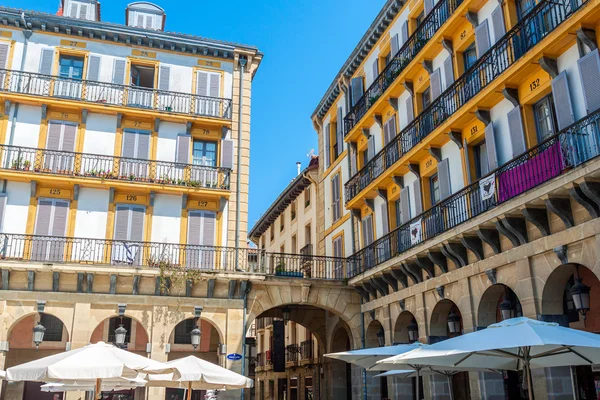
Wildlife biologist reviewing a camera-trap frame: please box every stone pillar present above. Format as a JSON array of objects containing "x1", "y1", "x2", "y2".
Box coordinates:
[
  {"x1": 365, "y1": 370, "x2": 381, "y2": 400},
  {"x1": 65, "y1": 302, "x2": 91, "y2": 400},
  {"x1": 351, "y1": 365, "x2": 363, "y2": 400},
  {"x1": 148, "y1": 306, "x2": 167, "y2": 400}
]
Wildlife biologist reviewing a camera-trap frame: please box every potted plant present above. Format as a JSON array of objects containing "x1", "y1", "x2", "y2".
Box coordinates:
[
  {"x1": 275, "y1": 261, "x2": 285, "y2": 276},
  {"x1": 11, "y1": 158, "x2": 21, "y2": 169},
  {"x1": 23, "y1": 160, "x2": 30, "y2": 171},
  {"x1": 129, "y1": 174, "x2": 135, "y2": 181}
]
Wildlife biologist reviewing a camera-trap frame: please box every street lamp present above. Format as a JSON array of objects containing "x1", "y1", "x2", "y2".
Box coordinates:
[
  {"x1": 407, "y1": 320, "x2": 418, "y2": 343},
  {"x1": 114, "y1": 325, "x2": 127, "y2": 348},
  {"x1": 282, "y1": 307, "x2": 291, "y2": 325},
  {"x1": 376, "y1": 329, "x2": 385, "y2": 347},
  {"x1": 499, "y1": 297, "x2": 515, "y2": 321},
  {"x1": 190, "y1": 325, "x2": 201, "y2": 350},
  {"x1": 32, "y1": 322, "x2": 46, "y2": 349},
  {"x1": 571, "y1": 277, "x2": 591, "y2": 319},
  {"x1": 447, "y1": 310, "x2": 461, "y2": 335}
]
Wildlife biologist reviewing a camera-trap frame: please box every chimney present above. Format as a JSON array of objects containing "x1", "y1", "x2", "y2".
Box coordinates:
[
  {"x1": 296, "y1": 162, "x2": 301, "y2": 176},
  {"x1": 57, "y1": 0, "x2": 63, "y2": 16}
]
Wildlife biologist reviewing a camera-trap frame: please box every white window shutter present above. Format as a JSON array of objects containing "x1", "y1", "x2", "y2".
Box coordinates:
[
  {"x1": 221, "y1": 139, "x2": 234, "y2": 169},
  {"x1": 551, "y1": 71, "x2": 575, "y2": 129}
]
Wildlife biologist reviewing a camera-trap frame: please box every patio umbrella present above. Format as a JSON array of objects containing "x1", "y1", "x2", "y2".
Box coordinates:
[
  {"x1": 40, "y1": 376, "x2": 146, "y2": 392},
  {"x1": 146, "y1": 355, "x2": 253, "y2": 400},
  {"x1": 325, "y1": 343, "x2": 425, "y2": 399},
  {"x1": 377, "y1": 317, "x2": 600, "y2": 399},
  {"x1": 0, "y1": 369, "x2": 5, "y2": 380},
  {"x1": 324, "y1": 343, "x2": 423, "y2": 371},
  {"x1": 7, "y1": 342, "x2": 175, "y2": 400}
]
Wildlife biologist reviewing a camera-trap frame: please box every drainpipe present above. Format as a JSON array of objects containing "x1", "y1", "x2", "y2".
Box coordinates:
[
  {"x1": 240, "y1": 282, "x2": 251, "y2": 400},
  {"x1": 235, "y1": 56, "x2": 247, "y2": 272},
  {"x1": 361, "y1": 303, "x2": 367, "y2": 400},
  {"x1": 8, "y1": 26, "x2": 33, "y2": 146}
]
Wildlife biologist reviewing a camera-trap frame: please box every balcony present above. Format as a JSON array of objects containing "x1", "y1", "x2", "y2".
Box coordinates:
[
  {"x1": 286, "y1": 345, "x2": 301, "y2": 363},
  {"x1": 256, "y1": 352, "x2": 265, "y2": 368},
  {"x1": 343, "y1": 0, "x2": 463, "y2": 137},
  {"x1": 0, "y1": 233, "x2": 348, "y2": 279},
  {"x1": 300, "y1": 340, "x2": 314, "y2": 361},
  {"x1": 0, "y1": 69, "x2": 233, "y2": 120},
  {"x1": 348, "y1": 107, "x2": 600, "y2": 278},
  {"x1": 345, "y1": 0, "x2": 585, "y2": 203},
  {"x1": 0, "y1": 144, "x2": 231, "y2": 190}
]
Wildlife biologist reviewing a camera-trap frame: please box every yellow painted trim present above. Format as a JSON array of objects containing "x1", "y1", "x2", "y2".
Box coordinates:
[
  {"x1": 216, "y1": 209, "x2": 223, "y2": 247},
  {"x1": 132, "y1": 49, "x2": 157, "y2": 59},
  {"x1": 344, "y1": 6, "x2": 588, "y2": 209},
  {"x1": 180, "y1": 208, "x2": 188, "y2": 245},
  {"x1": 66, "y1": 199, "x2": 78, "y2": 237},
  {"x1": 59, "y1": 39, "x2": 87, "y2": 48},
  {"x1": 25, "y1": 197, "x2": 37, "y2": 235},
  {"x1": 6, "y1": 39, "x2": 16, "y2": 71},
  {"x1": 322, "y1": 149, "x2": 347, "y2": 178},
  {"x1": 332, "y1": 230, "x2": 345, "y2": 257},
  {"x1": 53, "y1": 47, "x2": 91, "y2": 80},
  {"x1": 105, "y1": 203, "x2": 116, "y2": 241},
  {"x1": 0, "y1": 104, "x2": 7, "y2": 144},
  {"x1": 144, "y1": 205, "x2": 153, "y2": 242}
]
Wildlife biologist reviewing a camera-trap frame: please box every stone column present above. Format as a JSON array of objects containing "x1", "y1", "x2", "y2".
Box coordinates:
[{"x1": 148, "y1": 306, "x2": 167, "y2": 400}]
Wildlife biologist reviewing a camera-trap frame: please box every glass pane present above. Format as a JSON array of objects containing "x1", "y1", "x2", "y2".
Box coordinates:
[{"x1": 431, "y1": 174, "x2": 440, "y2": 204}]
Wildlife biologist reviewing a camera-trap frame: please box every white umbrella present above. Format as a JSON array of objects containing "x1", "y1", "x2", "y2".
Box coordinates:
[
  {"x1": 7, "y1": 342, "x2": 175, "y2": 399},
  {"x1": 378, "y1": 317, "x2": 600, "y2": 399},
  {"x1": 146, "y1": 355, "x2": 253, "y2": 400},
  {"x1": 0, "y1": 369, "x2": 5, "y2": 380},
  {"x1": 325, "y1": 343, "x2": 424, "y2": 399},
  {"x1": 324, "y1": 343, "x2": 423, "y2": 371},
  {"x1": 40, "y1": 376, "x2": 146, "y2": 392}
]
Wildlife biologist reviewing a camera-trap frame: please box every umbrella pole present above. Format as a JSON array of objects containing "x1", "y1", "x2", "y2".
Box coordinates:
[
  {"x1": 524, "y1": 350, "x2": 535, "y2": 400},
  {"x1": 447, "y1": 374, "x2": 454, "y2": 400},
  {"x1": 416, "y1": 367, "x2": 421, "y2": 400},
  {"x1": 94, "y1": 378, "x2": 101, "y2": 400},
  {"x1": 187, "y1": 381, "x2": 192, "y2": 400}
]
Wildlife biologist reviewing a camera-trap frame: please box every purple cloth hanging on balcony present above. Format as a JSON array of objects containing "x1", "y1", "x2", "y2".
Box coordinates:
[{"x1": 497, "y1": 141, "x2": 564, "y2": 203}]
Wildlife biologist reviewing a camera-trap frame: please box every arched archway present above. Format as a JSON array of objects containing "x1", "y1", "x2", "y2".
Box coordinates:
[
  {"x1": 90, "y1": 315, "x2": 150, "y2": 354},
  {"x1": 328, "y1": 324, "x2": 352, "y2": 399},
  {"x1": 541, "y1": 263, "x2": 600, "y2": 399},
  {"x1": 429, "y1": 299, "x2": 462, "y2": 339},
  {"x1": 394, "y1": 311, "x2": 418, "y2": 344},
  {"x1": 365, "y1": 320, "x2": 386, "y2": 399},
  {"x1": 478, "y1": 284, "x2": 522, "y2": 328},
  {"x1": 5, "y1": 312, "x2": 70, "y2": 400}
]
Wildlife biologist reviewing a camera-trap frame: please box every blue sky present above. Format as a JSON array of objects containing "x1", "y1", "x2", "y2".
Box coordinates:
[{"x1": 5, "y1": 0, "x2": 387, "y2": 229}]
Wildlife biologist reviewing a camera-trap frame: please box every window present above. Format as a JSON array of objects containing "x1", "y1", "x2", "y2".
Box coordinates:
[
  {"x1": 130, "y1": 64, "x2": 155, "y2": 89},
  {"x1": 58, "y1": 55, "x2": 84, "y2": 79},
  {"x1": 305, "y1": 223, "x2": 312, "y2": 245},
  {"x1": 416, "y1": 11, "x2": 425, "y2": 28},
  {"x1": 280, "y1": 214, "x2": 285, "y2": 232},
  {"x1": 473, "y1": 141, "x2": 489, "y2": 179},
  {"x1": 333, "y1": 235, "x2": 344, "y2": 278},
  {"x1": 533, "y1": 95, "x2": 558, "y2": 142},
  {"x1": 395, "y1": 198, "x2": 402, "y2": 227},
  {"x1": 68, "y1": 0, "x2": 93, "y2": 20},
  {"x1": 291, "y1": 200, "x2": 297, "y2": 221},
  {"x1": 331, "y1": 124, "x2": 339, "y2": 160},
  {"x1": 463, "y1": 43, "x2": 478, "y2": 71},
  {"x1": 192, "y1": 140, "x2": 217, "y2": 167},
  {"x1": 517, "y1": 0, "x2": 537, "y2": 19},
  {"x1": 422, "y1": 87, "x2": 431, "y2": 111},
  {"x1": 40, "y1": 313, "x2": 63, "y2": 342},
  {"x1": 291, "y1": 235, "x2": 297, "y2": 253},
  {"x1": 174, "y1": 319, "x2": 196, "y2": 344},
  {"x1": 270, "y1": 226, "x2": 274, "y2": 242},
  {"x1": 304, "y1": 187, "x2": 311, "y2": 208},
  {"x1": 331, "y1": 173, "x2": 342, "y2": 222},
  {"x1": 280, "y1": 245, "x2": 285, "y2": 254},
  {"x1": 385, "y1": 52, "x2": 392, "y2": 67},
  {"x1": 430, "y1": 174, "x2": 440, "y2": 205}
]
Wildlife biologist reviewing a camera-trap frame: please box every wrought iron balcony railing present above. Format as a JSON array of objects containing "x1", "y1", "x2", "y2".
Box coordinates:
[
  {"x1": 0, "y1": 144, "x2": 231, "y2": 190},
  {"x1": 345, "y1": 0, "x2": 585, "y2": 203},
  {"x1": 0, "y1": 69, "x2": 233, "y2": 119},
  {"x1": 0, "y1": 233, "x2": 348, "y2": 280},
  {"x1": 347, "y1": 107, "x2": 600, "y2": 277},
  {"x1": 286, "y1": 345, "x2": 301, "y2": 363},
  {"x1": 343, "y1": 0, "x2": 463, "y2": 136},
  {"x1": 256, "y1": 352, "x2": 265, "y2": 367}
]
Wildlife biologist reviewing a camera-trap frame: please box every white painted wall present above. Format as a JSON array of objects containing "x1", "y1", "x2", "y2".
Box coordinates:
[
  {"x1": 490, "y1": 98, "x2": 514, "y2": 165},
  {"x1": 150, "y1": 194, "x2": 182, "y2": 244},
  {"x1": 557, "y1": 44, "x2": 586, "y2": 120},
  {"x1": 369, "y1": 118, "x2": 384, "y2": 155},
  {"x1": 156, "y1": 122, "x2": 186, "y2": 163},
  {"x1": 477, "y1": 0, "x2": 503, "y2": 43},
  {"x1": 20, "y1": 32, "x2": 234, "y2": 97},
  {"x1": 3, "y1": 182, "x2": 30, "y2": 234},
  {"x1": 441, "y1": 141, "x2": 464, "y2": 194},
  {"x1": 82, "y1": 113, "x2": 116, "y2": 156},
  {"x1": 404, "y1": 172, "x2": 418, "y2": 218},
  {"x1": 73, "y1": 188, "x2": 109, "y2": 239},
  {"x1": 6, "y1": 105, "x2": 42, "y2": 147},
  {"x1": 373, "y1": 196, "x2": 387, "y2": 239}
]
